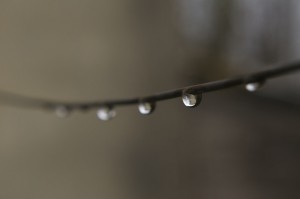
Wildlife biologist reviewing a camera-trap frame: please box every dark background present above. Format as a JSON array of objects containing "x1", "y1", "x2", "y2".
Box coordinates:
[{"x1": 0, "y1": 0, "x2": 299, "y2": 198}]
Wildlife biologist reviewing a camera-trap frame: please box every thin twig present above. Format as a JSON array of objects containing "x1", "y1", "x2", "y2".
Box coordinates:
[{"x1": 0, "y1": 61, "x2": 300, "y2": 111}]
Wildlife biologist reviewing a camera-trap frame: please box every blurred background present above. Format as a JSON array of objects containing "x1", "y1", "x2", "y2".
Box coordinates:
[{"x1": 0, "y1": 0, "x2": 300, "y2": 198}]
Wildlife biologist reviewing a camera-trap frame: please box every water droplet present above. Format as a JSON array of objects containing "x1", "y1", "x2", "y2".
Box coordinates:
[
  {"x1": 245, "y1": 81, "x2": 264, "y2": 92},
  {"x1": 138, "y1": 102, "x2": 155, "y2": 115},
  {"x1": 97, "y1": 106, "x2": 116, "y2": 121},
  {"x1": 182, "y1": 91, "x2": 202, "y2": 108},
  {"x1": 55, "y1": 105, "x2": 71, "y2": 118}
]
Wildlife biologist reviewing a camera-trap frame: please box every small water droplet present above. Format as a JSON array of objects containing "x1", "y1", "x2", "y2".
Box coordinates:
[
  {"x1": 97, "y1": 106, "x2": 116, "y2": 121},
  {"x1": 245, "y1": 81, "x2": 264, "y2": 92},
  {"x1": 55, "y1": 105, "x2": 71, "y2": 118},
  {"x1": 138, "y1": 102, "x2": 155, "y2": 115},
  {"x1": 182, "y1": 91, "x2": 202, "y2": 108}
]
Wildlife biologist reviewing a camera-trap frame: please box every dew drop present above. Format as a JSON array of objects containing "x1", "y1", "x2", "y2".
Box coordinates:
[
  {"x1": 55, "y1": 105, "x2": 71, "y2": 118},
  {"x1": 182, "y1": 91, "x2": 202, "y2": 108},
  {"x1": 138, "y1": 102, "x2": 155, "y2": 115},
  {"x1": 245, "y1": 81, "x2": 264, "y2": 92},
  {"x1": 97, "y1": 106, "x2": 116, "y2": 121}
]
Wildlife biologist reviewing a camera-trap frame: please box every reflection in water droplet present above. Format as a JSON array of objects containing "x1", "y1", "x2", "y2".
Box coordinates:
[
  {"x1": 55, "y1": 106, "x2": 71, "y2": 118},
  {"x1": 245, "y1": 82, "x2": 264, "y2": 92},
  {"x1": 138, "y1": 102, "x2": 155, "y2": 115},
  {"x1": 97, "y1": 106, "x2": 116, "y2": 121},
  {"x1": 182, "y1": 91, "x2": 202, "y2": 107}
]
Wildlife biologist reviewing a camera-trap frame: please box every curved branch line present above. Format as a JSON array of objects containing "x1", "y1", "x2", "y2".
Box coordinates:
[{"x1": 1, "y1": 61, "x2": 300, "y2": 111}]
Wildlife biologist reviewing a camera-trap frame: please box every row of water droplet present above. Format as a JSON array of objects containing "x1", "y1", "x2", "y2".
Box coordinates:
[{"x1": 54, "y1": 81, "x2": 264, "y2": 120}]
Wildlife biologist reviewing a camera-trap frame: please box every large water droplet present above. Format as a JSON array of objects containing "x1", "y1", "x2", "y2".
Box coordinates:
[
  {"x1": 182, "y1": 92, "x2": 202, "y2": 108},
  {"x1": 245, "y1": 81, "x2": 264, "y2": 92},
  {"x1": 97, "y1": 106, "x2": 116, "y2": 121},
  {"x1": 55, "y1": 105, "x2": 71, "y2": 118},
  {"x1": 138, "y1": 102, "x2": 155, "y2": 115}
]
